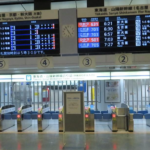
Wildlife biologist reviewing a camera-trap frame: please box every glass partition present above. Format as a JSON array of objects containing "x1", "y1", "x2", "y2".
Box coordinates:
[{"x1": 0, "y1": 71, "x2": 150, "y2": 111}]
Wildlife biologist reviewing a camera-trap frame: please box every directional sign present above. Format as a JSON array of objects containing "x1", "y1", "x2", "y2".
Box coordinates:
[
  {"x1": 79, "y1": 56, "x2": 95, "y2": 68},
  {"x1": 0, "y1": 59, "x2": 9, "y2": 70},
  {"x1": 115, "y1": 53, "x2": 132, "y2": 65},
  {"x1": 37, "y1": 57, "x2": 53, "y2": 69}
]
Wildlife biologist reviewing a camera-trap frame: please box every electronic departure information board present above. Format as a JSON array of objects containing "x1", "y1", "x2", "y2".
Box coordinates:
[
  {"x1": 78, "y1": 14, "x2": 150, "y2": 53},
  {"x1": 0, "y1": 19, "x2": 59, "y2": 57}
]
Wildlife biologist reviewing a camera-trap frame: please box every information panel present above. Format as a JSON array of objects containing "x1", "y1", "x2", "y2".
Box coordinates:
[
  {"x1": 66, "y1": 93, "x2": 81, "y2": 114},
  {"x1": 63, "y1": 92, "x2": 84, "y2": 132},
  {"x1": 78, "y1": 14, "x2": 150, "y2": 53},
  {"x1": 0, "y1": 8, "x2": 59, "y2": 57},
  {"x1": 0, "y1": 19, "x2": 59, "y2": 56}
]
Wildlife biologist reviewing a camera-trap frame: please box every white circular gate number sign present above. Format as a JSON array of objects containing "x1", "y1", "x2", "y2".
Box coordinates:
[
  {"x1": 0, "y1": 60, "x2": 6, "y2": 69},
  {"x1": 118, "y1": 54, "x2": 128, "y2": 64},
  {"x1": 40, "y1": 58, "x2": 50, "y2": 67},
  {"x1": 82, "y1": 57, "x2": 92, "y2": 67},
  {"x1": 38, "y1": 57, "x2": 53, "y2": 69},
  {"x1": 0, "y1": 59, "x2": 8, "y2": 70}
]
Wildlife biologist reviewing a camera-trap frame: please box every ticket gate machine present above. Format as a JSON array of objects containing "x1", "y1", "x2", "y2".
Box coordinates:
[
  {"x1": 17, "y1": 105, "x2": 32, "y2": 132},
  {"x1": 108, "y1": 106, "x2": 134, "y2": 132},
  {"x1": 145, "y1": 105, "x2": 150, "y2": 127},
  {"x1": 0, "y1": 105, "x2": 16, "y2": 132},
  {"x1": 59, "y1": 106, "x2": 94, "y2": 132},
  {"x1": 146, "y1": 117, "x2": 150, "y2": 127},
  {"x1": 85, "y1": 113, "x2": 94, "y2": 132},
  {"x1": 37, "y1": 105, "x2": 50, "y2": 132}
]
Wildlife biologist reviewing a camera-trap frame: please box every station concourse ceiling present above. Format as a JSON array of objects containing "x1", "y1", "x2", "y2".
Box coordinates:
[{"x1": 0, "y1": 0, "x2": 83, "y2": 5}]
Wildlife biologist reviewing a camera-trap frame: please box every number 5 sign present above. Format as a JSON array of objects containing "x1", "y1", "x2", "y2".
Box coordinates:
[
  {"x1": 115, "y1": 53, "x2": 132, "y2": 65},
  {"x1": 0, "y1": 59, "x2": 9, "y2": 70},
  {"x1": 37, "y1": 57, "x2": 53, "y2": 69},
  {"x1": 79, "y1": 56, "x2": 95, "y2": 68}
]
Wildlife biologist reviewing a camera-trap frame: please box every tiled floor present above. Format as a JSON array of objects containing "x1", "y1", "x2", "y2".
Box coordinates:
[{"x1": 0, "y1": 120, "x2": 150, "y2": 150}]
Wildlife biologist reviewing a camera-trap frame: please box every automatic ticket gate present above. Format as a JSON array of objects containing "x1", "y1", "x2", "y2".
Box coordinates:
[
  {"x1": 85, "y1": 113, "x2": 94, "y2": 132},
  {"x1": 37, "y1": 105, "x2": 50, "y2": 132},
  {"x1": 17, "y1": 105, "x2": 32, "y2": 132},
  {"x1": 108, "y1": 107, "x2": 134, "y2": 132},
  {"x1": 59, "y1": 106, "x2": 94, "y2": 132},
  {"x1": 0, "y1": 105, "x2": 16, "y2": 132}
]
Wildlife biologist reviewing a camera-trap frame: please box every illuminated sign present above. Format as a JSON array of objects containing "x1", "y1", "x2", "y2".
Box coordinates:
[
  {"x1": 0, "y1": 10, "x2": 59, "y2": 57},
  {"x1": 77, "y1": 5, "x2": 150, "y2": 54},
  {"x1": 8, "y1": 71, "x2": 150, "y2": 82}
]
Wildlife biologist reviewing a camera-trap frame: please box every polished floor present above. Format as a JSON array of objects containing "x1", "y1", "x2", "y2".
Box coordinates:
[{"x1": 0, "y1": 120, "x2": 150, "y2": 150}]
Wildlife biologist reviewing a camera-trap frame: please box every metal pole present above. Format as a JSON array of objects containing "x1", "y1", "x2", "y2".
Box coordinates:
[
  {"x1": 141, "y1": 80, "x2": 143, "y2": 111},
  {"x1": 70, "y1": 81, "x2": 71, "y2": 91},
  {"x1": 128, "y1": 80, "x2": 130, "y2": 107},
  {"x1": 136, "y1": 80, "x2": 138, "y2": 112},
  {"x1": 3, "y1": 82, "x2": 6, "y2": 105},
  {"x1": 145, "y1": 80, "x2": 147, "y2": 109},
  {"x1": 54, "y1": 81, "x2": 55, "y2": 111},
  {"x1": 87, "y1": 81, "x2": 89, "y2": 106},
  {"x1": 58, "y1": 81, "x2": 60, "y2": 109},
  {"x1": 132, "y1": 80, "x2": 134, "y2": 110},
  {"x1": 49, "y1": 81, "x2": 51, "y2": 111},
  {"x1": 41, "y1": 81, "x2": 43, "y2": 107},
  {"x1": 33, "y1": 82, "x2": 35, "y2": 111},
  {"x1": 95, "y1": 80, "x2": 97, "y2": 110},
  {"x1": 62, "y1": 81, "x2": 63, "y2": 106},
  {"x1": 37, "y1": 82, "x2": 39, "y2": 109}
]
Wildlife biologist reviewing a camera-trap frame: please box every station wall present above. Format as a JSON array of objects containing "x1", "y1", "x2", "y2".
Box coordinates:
[{"x1": 0, "y1": 53, "x2": 149, "y2": 74}]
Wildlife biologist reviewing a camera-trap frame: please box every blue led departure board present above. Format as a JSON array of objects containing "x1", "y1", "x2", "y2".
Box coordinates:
[
  {"x1": 0, "y1": 19, "x2": 59, "y2": 57},
  {"x1": 78, "y1": 14, "x2": 150, "y2": 54}
]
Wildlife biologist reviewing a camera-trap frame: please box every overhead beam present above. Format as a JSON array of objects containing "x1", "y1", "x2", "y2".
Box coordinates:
[
  {"x1": 0, "y1": 1, "x2": 34, "y2": 6},
  {"x1": 34, "y1": 0, "x2": 51, "y2": 10},
  {"x1": 87, "y1": 0, "x2": 104, "y2": 7},
  {"x1": 0, "y1": 0, "x2": 83, "y2": 6}
]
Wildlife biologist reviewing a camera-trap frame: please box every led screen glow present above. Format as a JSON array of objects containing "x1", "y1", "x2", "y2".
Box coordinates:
[
  {"x1": 0, "y1": 19, "x2": 59, "y2": 57},
  {"x1": 78, "y1": 15, "x2": 150, "y2": 53}
]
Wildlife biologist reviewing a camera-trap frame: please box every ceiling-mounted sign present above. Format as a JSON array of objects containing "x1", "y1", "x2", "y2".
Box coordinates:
[
  {"x1": 0, "y1": 59, "x2": 9, "y2": 70},
  {"x1": 79, "y1": 56, "x2": 96, "y2": 68},
  {"x1": 0, "y1": 10, "x2": 60, "y2": 57},
  {"x1": 37, "y1": 57, "x2": 53, "y2": 69},
  {"x1": 77, "y1": 5, "x2": 150, "y2": 54},
  {"x1": 115, "y1": 53, "x2": 132, "y2": 65},
  {"x1": 0, "y1": 10, "x2": 58, "y2": 22},
  {"x1": 77, "y1": 4, "x2": 150, "y2": 18}
]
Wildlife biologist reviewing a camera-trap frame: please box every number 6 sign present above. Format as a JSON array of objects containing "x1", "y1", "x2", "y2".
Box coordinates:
[
  {"x1": 115, "y1": 53, "x2": 132, "y2": 65},
  {"x1": 0, "y1": 59, "x2": 9, "y2": 70},
  {"x1": 37, "y1": 57, "x2": 53, "y2": 69}
]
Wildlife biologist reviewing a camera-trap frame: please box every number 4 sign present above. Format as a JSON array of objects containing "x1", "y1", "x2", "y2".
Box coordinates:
[
  {"x1": 0, "y1": 59, "x2": 9, "y2": 70},
  {"x1": 37, "y1": 57, "x2": 53, "y2": 69},
  {"x1": 115, "y1": 53, "x2": 132, "y2": 65}
]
